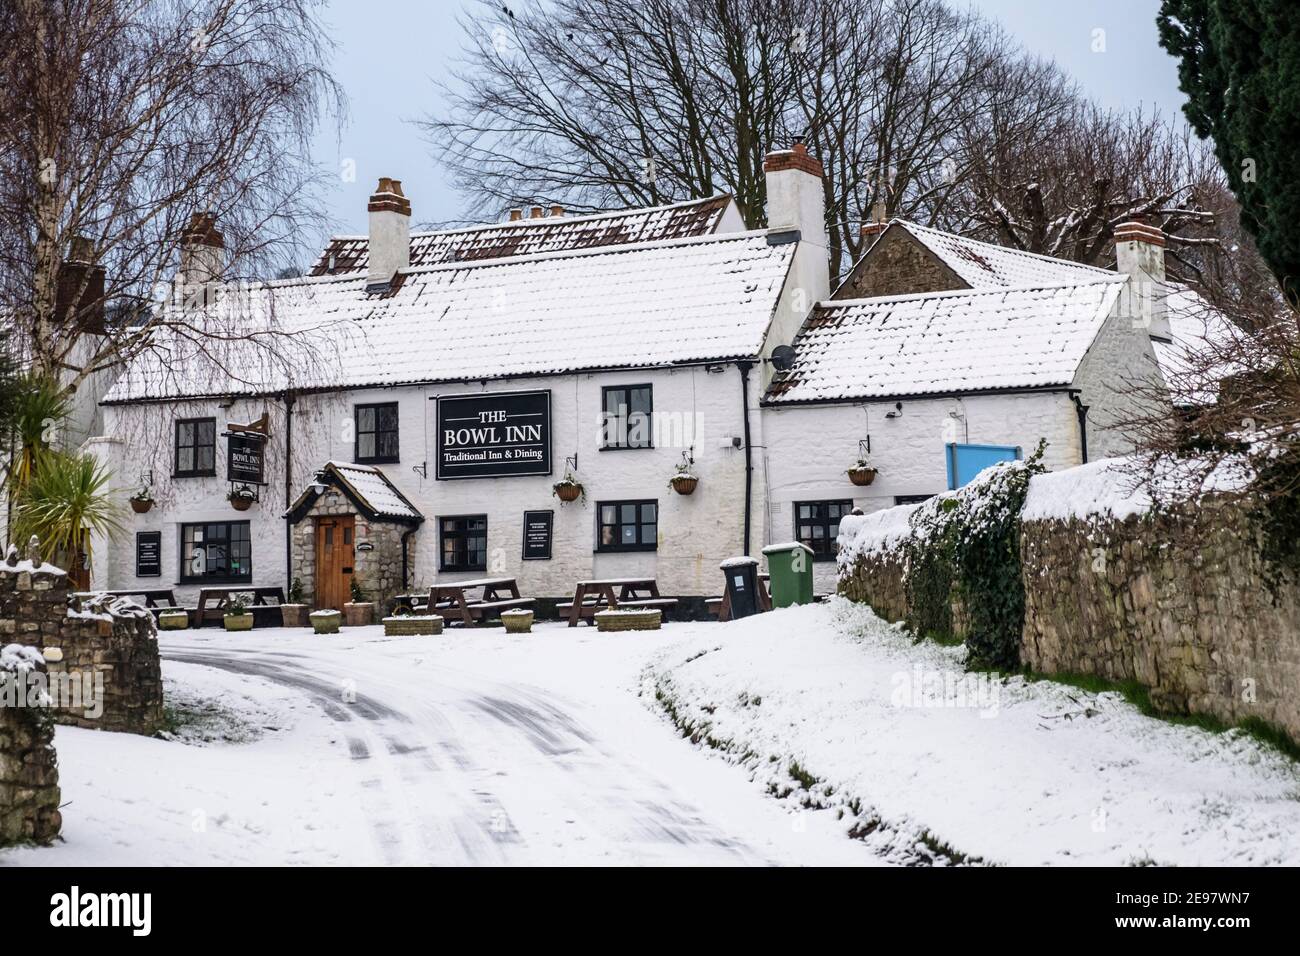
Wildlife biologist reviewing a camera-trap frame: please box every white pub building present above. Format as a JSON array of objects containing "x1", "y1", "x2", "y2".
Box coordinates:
[{"x1": 88, "y1": 141, "x2": 1190, "y2": 610}]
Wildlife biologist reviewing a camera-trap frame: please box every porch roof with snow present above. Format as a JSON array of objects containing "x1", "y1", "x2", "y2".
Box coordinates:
[
  {"x1": 102, "y1": 230, "x2": 795, "y2": 403},
  {"x1": 308, "y1": 194, "x2": 735, "y2": 276},
  {"x1": 284, "y1": 461, "x2": 423, "y2": 525},
  {"x1": 764, "y1": 280, "x2": 1127, "y2": 405}
]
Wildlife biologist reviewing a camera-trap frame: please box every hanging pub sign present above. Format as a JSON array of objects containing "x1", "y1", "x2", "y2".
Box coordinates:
[
  {"x1": 522, "y1": 510, "x2": 553, "y2": 561},
  {"x1": 135, "y1": 531, "x2": 162, "y2": 578},
  {"x1": 436, "y1": 390, "x2": 552, "y2": 480},
  {"x1": 225, "y1": 412, "x2": 269, "y2": 486}
]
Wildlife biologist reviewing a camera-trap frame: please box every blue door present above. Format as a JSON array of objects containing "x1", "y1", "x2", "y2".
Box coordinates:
[{"x1": 946, "y1": 443, "x2": 1021, "y2": 489}]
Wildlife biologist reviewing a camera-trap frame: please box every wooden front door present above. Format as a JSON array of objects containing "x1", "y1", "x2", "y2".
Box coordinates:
[{"x1": 314, "y1": 515, "x2": 355, "y2": 610}]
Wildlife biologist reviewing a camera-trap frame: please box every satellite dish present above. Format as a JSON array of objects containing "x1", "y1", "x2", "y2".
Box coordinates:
[{"x1": 770, "y1": 345, "x2": 797, "y2": 372}]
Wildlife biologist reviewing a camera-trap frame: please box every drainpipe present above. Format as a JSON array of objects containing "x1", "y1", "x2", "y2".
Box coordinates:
[
  {"x1": 1072, "y1": 393, "x2": 1090, "y2": 464},
  {"x1": 737, "y1": 361, "x2": 755, "y2": 556},
  {"x1": 284, "y1": 391, "x2": 296, "y2": 585}
]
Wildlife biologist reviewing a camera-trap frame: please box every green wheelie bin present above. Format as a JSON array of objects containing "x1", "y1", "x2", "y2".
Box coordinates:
[{"x1": 762, "y1": 542, "x2": 814, "y2": 608}]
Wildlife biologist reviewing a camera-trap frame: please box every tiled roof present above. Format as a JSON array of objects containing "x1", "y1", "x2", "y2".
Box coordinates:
[
  {"x1": 104, "y1": 231, "x2": 795, "y2": 403},
  {"x1": 764, "y1": 281, "x2": 1127, "y2": 404},
  {"x1": 883, "y1": 221, "x2": 1117, "y2": 289},
  {"x1": 309, "y1": 195, "x2": 733, "y2": 276}
]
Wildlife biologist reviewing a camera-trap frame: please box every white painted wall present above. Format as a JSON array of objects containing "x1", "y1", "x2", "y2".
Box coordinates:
[
  {"x1": 762, "y1": 391, "x2": 1084, "y2": 594},
  {"x1": 99, "y1": 363, "x2": 759, "y2": 601},
  {"x1": 1071, "y1": 305, "x2": 1168, "y2": 461}
]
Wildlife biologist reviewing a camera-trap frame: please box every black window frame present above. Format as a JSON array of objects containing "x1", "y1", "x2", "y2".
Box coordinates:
[
  {"x1": 354, "y1": 401, "x2": 400, "y2": 464},
  {"x1": 894, "y1": 494, "x2": 935, "y2": 506},
  {"x1": 794, "y1": 499, "x2": 853, "y2": 562},
  {"x1": 600, "y1": 384, "x2": 654, "y2": 450},
  {"x1": 173, "y1": 417, "x2": 217, "y2": 478},
  {"x1": 596, "y1": 499, "x2": 659, "y2": 553},
  {"x1": 179, "y1": 520, "x2": 252, "y2": 584},
  {"x1": 439, "y1": 514, "x2": 487, "y2": 573}
]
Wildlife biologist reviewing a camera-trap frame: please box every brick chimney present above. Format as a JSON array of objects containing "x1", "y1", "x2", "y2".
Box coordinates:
[
  {"x1": 180, "y1": 212, "x2": 224, "y2": 288},
  {"x1": 56, "y1": 236, "x2": 106, "y2": 334},
  {"x1": 1113, "y1": 219, "x2": 1169, "y2": 337},
  {"x1": 367, "y1": 178, "x2": 411, "y2": 288}
]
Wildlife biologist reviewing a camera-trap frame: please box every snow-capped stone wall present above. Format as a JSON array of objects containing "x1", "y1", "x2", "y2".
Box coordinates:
[
  {"x1": 0, "y1": 543, "x2": 163, "y2": 736},
  {"x1": 0, "y1": 644, "x2": 61, "y2": 847},
  {"x1": 1019, "y1": 500, "x2": 1300, "y2": 743}
]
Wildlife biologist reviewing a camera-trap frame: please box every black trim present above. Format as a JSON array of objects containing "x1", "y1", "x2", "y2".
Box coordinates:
[
  {"x1": 600, "y1": 383, "x2": 654, "y2": 450},
  {"x1": 793, "y1": 499, "x2": 853, "y2": 563},
  {"x1": 595, "y1": 499, "x2": 658, "y2": 553},
  {"x1": 178, "y1": 520, "x2": 252, "y2": 584},
  {"x1": 354, "y1": 401, "x2": 400, "y2": 464},
  {"x1": 738, "y1": 361, "x2": 754, "y2": 555},
  {"x1": 762, "y1": 385, "x2": 1074, "y2": 408},
  {"x1": 439, "y1": 514, "x2": 487, "y2": 572},
  {"x1": 173, "y1": 417, "x2": 217, "y2": 478}
]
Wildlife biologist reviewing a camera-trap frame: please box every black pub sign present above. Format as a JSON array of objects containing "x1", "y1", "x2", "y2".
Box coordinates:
[
  {"x1": 135, "y1": 531, "x2": 162, "y2": 578},
  {"x1": 227, "y1": 433, "x2": 266, "y2": 485},
  {"x1": 522, "y1": 510, "x2": 553, "y2": 560},
  {"x1": 436, "y1": 390, "x2": 551, "y2": 480}
]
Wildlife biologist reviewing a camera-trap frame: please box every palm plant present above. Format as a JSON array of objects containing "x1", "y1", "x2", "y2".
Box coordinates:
[
  {"x1": 4, "y1": 374, "x2": 72, "y2": 495},
  {"x1": 11, "y1": 450, "x2": 123, "y2": 576}
]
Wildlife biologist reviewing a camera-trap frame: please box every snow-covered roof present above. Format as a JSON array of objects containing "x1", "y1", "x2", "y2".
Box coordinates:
[
  {"x1": 104, "y1": 231, "x2": 795, "y2": 403},
  {"x1": 309, "y1": 195, "x2": 734, "y2": 276},
  {"x1": 765, "y1": 281, "x2": 1127, "y2": 404},
  {"x1": 285, "y1": 461, "x2": 422, "y2": 523},
  {"x1": 1151, "y1": 285, "x2": 1233, "y2": 406},
  {"x1": 880, "y1": 221, "x2": 1116, "y2": 289}
]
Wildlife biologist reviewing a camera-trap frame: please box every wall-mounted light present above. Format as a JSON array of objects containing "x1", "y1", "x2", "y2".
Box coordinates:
[
  {"x1": 884, "y1": 402, "x2": 904, "y2": 419},
  {"x1": 309, "y1": 470, "x2": 328, "y2": 496}
]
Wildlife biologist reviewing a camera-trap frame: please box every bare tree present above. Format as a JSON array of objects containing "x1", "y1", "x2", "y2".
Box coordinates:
[{"x1": 0, "y1": 0, "x2": 344, "y2": 396}]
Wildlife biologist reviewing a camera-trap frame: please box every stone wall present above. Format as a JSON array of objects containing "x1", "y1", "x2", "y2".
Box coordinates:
[
  {"x1": 0, "y1": 645, "x2": 61, "y2": 846},
  {"x1": 837, "y1": 550, "x2": 908, "y2": 623},
  {"x1": 290, "y1": 491, "x2": 414, "y2": 613},
  {"x1": 1020, "y1": 502, "x2": 1300, "y2": 741},
  {"x1": 834, "y1": 228, "x2": 966, "y2": 300},
  {"x1": 0, "y1": 542, "x2": 163, "y2": 736}
]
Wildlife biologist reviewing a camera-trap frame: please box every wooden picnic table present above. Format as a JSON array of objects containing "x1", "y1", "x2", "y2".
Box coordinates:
[
  {"x1": 195, "y1": 585, "x2": 286, "y2": 628},
  {"x1": 559, "y1": 577, "x2": 678, "y2": 627},
  {"x1": 427, "y1": 577, "x2": 534, "y2": 627}
]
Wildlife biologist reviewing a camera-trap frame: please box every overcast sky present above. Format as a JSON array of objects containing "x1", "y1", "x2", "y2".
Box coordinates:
[{"x1": 306, "y1": 0, "x2": 1188, "y2": 254}]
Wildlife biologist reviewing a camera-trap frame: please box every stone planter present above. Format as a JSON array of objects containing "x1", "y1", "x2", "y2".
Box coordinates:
[
  {"x1": 310, "y1": 610, "x2": 341, "y2": 634},
  {"x1": 595, "y1": 609, "x2": 662, "y2": 632},
  {"x1": 224, "y1": 612, "x2": 254, "y2": 632},
  {"x1": 847, "y1": 466, "x2": 878, "y2": 486},
  {"x1": 502, "y1": 609, "x2": 534, "y2": 634},
  {"x1": 158, "y1": 610, "x2": 190, "y2": 630},
  {"x1": 383, "y1": 615, "x2": 443, "y2": 637},
  {"x1": 343, "y1": 602, "x2": 375, "y2": 627},
  {"x1": 280, "y1": 603, "x2": 309, "y2": 627}
]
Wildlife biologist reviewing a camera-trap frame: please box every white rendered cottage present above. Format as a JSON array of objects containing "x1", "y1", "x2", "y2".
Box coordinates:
[
  {"x1": 90, "y1": 145, "x2": 833, "y2": 612},
  {"x1": 761, "y1": 218, "x2": 1201, "y2": 594}
]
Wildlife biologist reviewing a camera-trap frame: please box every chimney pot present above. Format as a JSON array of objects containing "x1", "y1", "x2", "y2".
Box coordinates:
[
  {"x1": 530, "y1": 206, "x2": 544, "y2": 219},
  {"x1": 550, "y1": 205, "x2": 564, "y2": 217},
  {"x1": 509, "y1": 208, "x2": 523, "y2": 222}
]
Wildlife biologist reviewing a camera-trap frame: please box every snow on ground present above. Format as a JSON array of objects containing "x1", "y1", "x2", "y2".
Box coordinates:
[
  {"x1": 648, "y1": 599, "x2": 1300, "y2": 866},
  {"x1": 4, "y1": 602, "x2": 1296, "y2": 867},
  {"x1": 1, "y1": 622, "x2": 872, "y2": 867}
]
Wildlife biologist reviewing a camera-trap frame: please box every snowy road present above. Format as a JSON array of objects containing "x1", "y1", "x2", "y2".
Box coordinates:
[{"x1": 3, "y1": 624, "x2": 872, "y2": 867}]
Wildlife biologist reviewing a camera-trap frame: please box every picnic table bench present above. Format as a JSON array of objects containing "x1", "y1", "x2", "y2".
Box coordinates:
[
  {"x1": 427, "y1": 578, "x2": 534, "y2": 627},
  {"x1": 558, "y1": 578, "x2": 678, "y2": 627},
  {"x1": 706, "y1": 573, "x2": 773, "y2": 621},
  {"x1": 95, "y1": 588, "x2": 186, "y2": 621},
  {"x1": 195, "y1": 586, "x2": 286, "y2": 628}
]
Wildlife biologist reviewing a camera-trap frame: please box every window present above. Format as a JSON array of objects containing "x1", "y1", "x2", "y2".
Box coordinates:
[
  {"x1": 894, "y1": 494, "x2": 935, "y2": 506},
  {"x1": 355, "y1": 402, "x2": 399, "y2": 464},
  {"x1": 601, "y1": 385, "x2": 652, "y2": 449},
  {"x1": 597, "y1": 500, "x2": 657, "y2": 552},
  {"x1": 180, "y1": 522, "x2": 251, "y2": 583},
  {"x1": 440, "y1": 515, "x2": 487, "y2": 572},
  {"x1": 794, "y1": 500, "x2": 853, "y2": 561},
  {"x1": 174, "y1": 418, "x2": 216, "y2": 477}
]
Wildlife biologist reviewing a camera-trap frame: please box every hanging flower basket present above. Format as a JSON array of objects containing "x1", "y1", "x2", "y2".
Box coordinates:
[
  {"x1": 669, "y1": 474, "x2": 698, "y2": 496},
  {"x1": 129, "y1": 494, "x2": 154, "y2": 514},
  {"x1": 228, "y1": 488, "x2": 256, "y2": 511},
  {"x1": 552, "y1": 469, "x2": 584, "y2": 504},
  {"x1": 847, "y1": 463, "x2": 878, "y2": 486}
]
